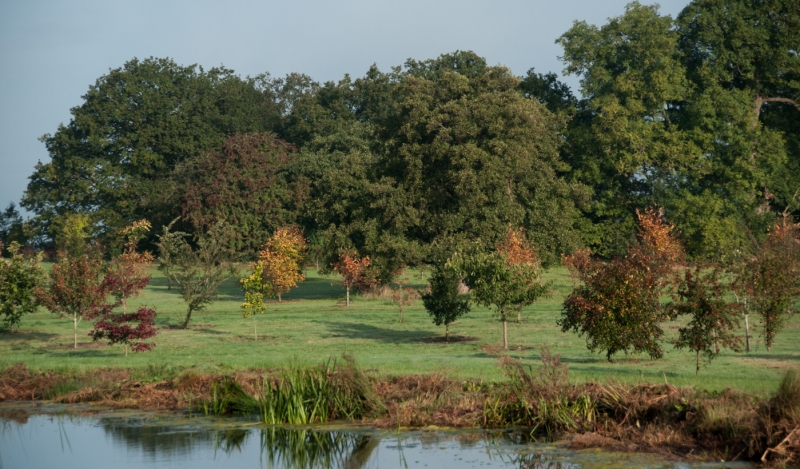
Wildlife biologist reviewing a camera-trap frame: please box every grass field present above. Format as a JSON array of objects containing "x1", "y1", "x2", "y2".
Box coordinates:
[{"x1": 1, "y1": 266, "x2": 798, "y2": 394}]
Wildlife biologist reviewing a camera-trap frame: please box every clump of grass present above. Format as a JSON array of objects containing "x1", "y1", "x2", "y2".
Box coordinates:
[
  {"x1": 202, "y1": 378, "x2": 258, "y2": 416},
  {"x1": 485, "y1": 346, "x2": 596, "y2": 435},
  {"x1": 259, "y1": 355, "x2": 383, "y2": 424},
  {"x1": 697, "y1": 396, "x2": 755, "y2": 440},
  {"x1": 772, "y1": 369, "x2": 800, "y2": 422},
  {"x1": 131, "y1": 363, "x2": 183, "y2": 383},
  {"x1": 42, "y1": 378, "x2": 86, "y2": 400}
]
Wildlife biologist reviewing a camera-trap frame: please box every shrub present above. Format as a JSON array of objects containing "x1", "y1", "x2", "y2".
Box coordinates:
[
  {"x1": 89, "y1": 306, "x2": 158, "y2": 355},
  {"x1": 0, "y1": 242, "x2": 43, "y2": 332}
]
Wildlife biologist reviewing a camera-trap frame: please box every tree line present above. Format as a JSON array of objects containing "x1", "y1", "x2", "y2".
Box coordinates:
[{"x1": 2, "y1": 0, "x2": 796, "y2": 273}]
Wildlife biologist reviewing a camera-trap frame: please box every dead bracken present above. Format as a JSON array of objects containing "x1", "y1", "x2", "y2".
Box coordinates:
[{"x1": 1, "y1": 353, "x2": 798, "y2": 467}]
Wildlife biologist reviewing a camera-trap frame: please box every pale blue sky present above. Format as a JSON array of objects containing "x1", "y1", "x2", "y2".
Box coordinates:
[{"x1": 0, "y1": 0, "x2": 691, "y2": 213}]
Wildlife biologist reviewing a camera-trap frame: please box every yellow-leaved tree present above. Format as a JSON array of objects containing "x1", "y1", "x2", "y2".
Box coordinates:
[{"x1": 258, "y1": 226, "x2": 307, "y2": 301}]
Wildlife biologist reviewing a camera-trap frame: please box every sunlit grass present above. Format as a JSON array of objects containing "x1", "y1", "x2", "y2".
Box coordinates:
[{"x1": 1, "y1": 266, "x2": 797, "y2": 393}]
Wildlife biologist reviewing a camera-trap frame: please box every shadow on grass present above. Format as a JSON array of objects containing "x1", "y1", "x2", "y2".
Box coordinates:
[
  {"x1": 38, "y1": 347, "x2": 111, "y2": 358},
  {"x1": 739, "y1": 353, "x2": 800, "y2": 361},
  {"x1": 0, "y1": 330, "x2": 59, "y2": 342},
  {"x1": 320, "y1": 321, "x2": 436, "y2": 344},
  {"x1": 147, "y1": 276, "x2": 244, "y2": 303},
  {"x1": 281, "y1": 276, "x2": 344, "y2": 301}
]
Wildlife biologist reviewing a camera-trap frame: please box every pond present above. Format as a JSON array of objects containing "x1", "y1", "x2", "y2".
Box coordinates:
[{"x1": 0, "y1": 404, "x2": 752, "y2": 469}]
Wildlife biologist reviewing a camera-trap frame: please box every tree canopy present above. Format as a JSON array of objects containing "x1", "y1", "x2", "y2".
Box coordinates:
[{"x1": 15, "y1": 1, "x2": 800, "y2": 277}]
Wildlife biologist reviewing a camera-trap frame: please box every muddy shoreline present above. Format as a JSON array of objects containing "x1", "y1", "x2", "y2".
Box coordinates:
[{"x1": 1, "y1": 362, "x2": 798, "y2": 466}]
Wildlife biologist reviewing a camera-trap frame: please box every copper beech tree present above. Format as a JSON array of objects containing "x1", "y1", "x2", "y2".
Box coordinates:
[{"x1": 90, "y1": 220, "x2": 158, "y2": 355}]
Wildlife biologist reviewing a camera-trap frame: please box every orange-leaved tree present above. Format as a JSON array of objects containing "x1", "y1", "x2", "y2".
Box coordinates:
[
  {"x1": 258, "y1": 226, "x2": 307, "y2": 301},
  {"x1": 497, "y1": 227, "x2": 541, "y2": 322},
  {"x1": 332, "y1": 250, "x2": 376, "y2": 306},
  {"x1": 560, "y1": 207, "x2": 684, "y2": 361}
]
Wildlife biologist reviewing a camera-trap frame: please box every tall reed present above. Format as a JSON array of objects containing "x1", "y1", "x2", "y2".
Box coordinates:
[{"x1": 258, "y1": 355, "x2": 384, "y2": 425}]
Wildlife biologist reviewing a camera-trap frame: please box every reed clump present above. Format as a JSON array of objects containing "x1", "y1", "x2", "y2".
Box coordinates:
[{"x1": 258, "y1": 355, "x2": 384, "y2": 425}]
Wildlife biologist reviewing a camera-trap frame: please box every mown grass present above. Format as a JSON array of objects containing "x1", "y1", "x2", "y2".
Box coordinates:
[{"x1": 0, "y1": 266, "x2": 798, "y2": 393}]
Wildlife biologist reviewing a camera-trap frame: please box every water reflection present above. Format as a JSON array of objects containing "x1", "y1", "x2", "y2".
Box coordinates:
[
  {"x1": 101, "y1": 420, "x2": 218, "y2": 460},
  {"x1": 0, "y1": 410, "x2": 752, "y2": 469},
  {"x1": 260, "y1": 427, "x2": 378, "y2": 469}
]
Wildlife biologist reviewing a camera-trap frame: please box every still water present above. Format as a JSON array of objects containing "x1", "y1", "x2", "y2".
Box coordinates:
[{"x1": 0, "y1": 405, "x2": 751, "y2": 469}]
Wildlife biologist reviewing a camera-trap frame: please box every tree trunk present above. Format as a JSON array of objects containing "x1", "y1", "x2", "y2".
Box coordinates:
[
  {"x1": 125, "y1": 344, "x2": 129, "y2": 357},
  {"x1": 501, "y1": 308, "x2": 508, "y2": 350},
  {"x1": 278, "y1": 293, "x2": 282, "y2": 302},
  {"x1": 182, "y1": 307, "x2": 193, "y2": 329},
  {"x1": 744, "y1": 313, "x2": 751, "y2": 352},
  {"x1": 696, "y1": 350, "x2": 700, "y2": 376},
  {"x1": 122, "y1": 298, "x2": 127, "y2": 314},
  {"x1": 346, "y1": 287, "x2": 350, "y2": 307},
  {"x1": 445, "y1": 323, "x2": 449, "y2": 343},
  {"x1": 517, "y1": 305, "x2": 521, "y2": 323},
  {"x1": 399, "y1": 306, "x2": 403, "y2": 323},
  {"x1": 73, "y1": 314, "x2": 78, "y2": 349}
]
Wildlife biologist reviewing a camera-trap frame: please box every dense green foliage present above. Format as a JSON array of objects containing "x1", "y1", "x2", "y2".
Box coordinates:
[
  {"x1": 452, "y1": 248, "x2": 549, "y2": 349},
  {"x1": 0, "y1": 203, "x2": 25, "y2": 252},
  {"x1": 4, "y1": 4, "x2": 800, "y2": 427},
  {"x1": 22, "y1": 58, "x2": 279, "y2": 250},
  {"x1": 12, "y1": 0, "x2": 800, "y2": 285},
  {"x1": 421, "y1": 264, "x2": 470, "y2": 341},
  {"x1": 0, "y1": 242, "x2": 42, "y2": 332},
  {"x1": 559, "y1": 0, "x2": 800, "y2": 258}
]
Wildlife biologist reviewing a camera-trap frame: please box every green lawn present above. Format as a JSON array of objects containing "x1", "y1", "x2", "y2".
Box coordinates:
[{"x1": 1, "y1": 266, "x2": 798, "y2": 394}]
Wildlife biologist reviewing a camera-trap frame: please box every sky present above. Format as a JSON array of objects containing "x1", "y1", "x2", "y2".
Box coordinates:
[{"x1": 0, "y1": 0, "x2": 692, "y2": 214}]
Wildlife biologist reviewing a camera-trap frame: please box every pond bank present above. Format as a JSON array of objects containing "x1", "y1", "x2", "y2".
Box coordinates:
[{"x1": 1, "y1": 358, "x2": 798, "y2": 467}]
